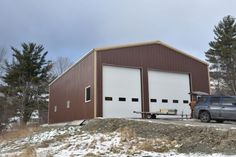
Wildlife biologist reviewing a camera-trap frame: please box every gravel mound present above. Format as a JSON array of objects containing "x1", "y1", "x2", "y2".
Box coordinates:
[{"x1": 82, "y1": 118, "x2": 236, "y2": 154}]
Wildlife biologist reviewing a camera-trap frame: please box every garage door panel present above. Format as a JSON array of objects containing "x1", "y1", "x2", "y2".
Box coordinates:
[
  {"x1": 103, "y1": 66, "x2": 142, "y2": 118},
  {"x1": 103, "y1": 98, "x2": 141, "y2": 118},
  {"x1": 148, "y1": 70, "x2": 191, "y2": 115}
]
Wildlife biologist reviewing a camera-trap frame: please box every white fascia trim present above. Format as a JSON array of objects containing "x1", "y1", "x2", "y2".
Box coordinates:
[
  {"x1": 49, "y1": 40, "x2": 208, "y2": 87},
  {"x1": 95, "y1": 40, "x2": 208, "y2": 65}
]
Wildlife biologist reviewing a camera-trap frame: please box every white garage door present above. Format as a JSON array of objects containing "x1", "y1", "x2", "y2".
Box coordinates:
[
  {"x1": 103, "y1": 66, "x2": 142, "y2": 118},
  {"x1": 148, "y1": 70, "x2": 191, "y2": 116}
]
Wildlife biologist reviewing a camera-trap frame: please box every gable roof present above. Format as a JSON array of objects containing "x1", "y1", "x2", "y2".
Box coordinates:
[
  {"x1": 49, "y1": 40, "x2": 208, "y2": 86},
  {"x1": 95, "y1": 40, "x2": 208, "y2": 65}
]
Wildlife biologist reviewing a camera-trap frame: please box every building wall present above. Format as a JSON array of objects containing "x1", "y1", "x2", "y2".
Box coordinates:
[
  {"x1": 49, "y1": 52, "x2": 95, "y2": 123},
  {"x1": 96, "y1": 43, "x2": 209, "y2": 117}
]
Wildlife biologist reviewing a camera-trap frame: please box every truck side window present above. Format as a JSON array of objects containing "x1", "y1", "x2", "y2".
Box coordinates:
[
  {"x1": 222, "y1": 97, "x2": 236, "y2": 106},
  {"x1": 209, "y1": 97, "x2": 221, "y2": 105},
  {"x1": 197, "y1": 97, "x2": 208, "y2": 103}
]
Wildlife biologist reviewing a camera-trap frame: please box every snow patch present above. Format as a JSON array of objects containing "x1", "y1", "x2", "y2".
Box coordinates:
[{"x1": 1, "y1": 125, "x2": 236, "y2": 157}]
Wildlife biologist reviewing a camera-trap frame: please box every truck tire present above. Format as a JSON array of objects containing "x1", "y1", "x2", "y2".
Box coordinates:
[
  {"x1": 199, "y1": 111, "x2": 211, "y2": 123},
  {"x1": 151, "y1": 114, "x2": 156, "y2": 119}
]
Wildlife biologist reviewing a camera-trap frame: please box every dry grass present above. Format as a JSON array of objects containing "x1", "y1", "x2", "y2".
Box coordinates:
[
  {"x1": 61, "y1": 143, "x2": 72, "y2": 150},
  {"x1": 83, "y1": 153, "x2": 101, "y2": 157},
  {"x1": 109, "y1": 146, "x2": 122, "y2": 154},
  {"x1": 0, "y1": 146, "x2": 37, "y2": 157},
  {"x1": 137, "y1": 139, "x2": 178, "y2": 152},
  {"x1": 46, "y1": 153, "x2": 53, "y2": 157},
  {"x1": 18, "y1": 147, "x2": 37, "y2": 157},
  {"x1": 118, "y1": 126, "x2": 178, "y2": 153},
  {"x1": 0, "y1": 126, "x2": 44, "y2": 142},
  {"x1": 119, "y1": 127, "x2": 136, "y2": 142},
  {"x1": 88, "y1": 139, "x2": 97, "y2": 149},
  {"x1": 38, "y1": 139, "x2": 55, "y2": 148},
  {"x1": 54, "y1": 133, "x2": 69, "y2": 142}
]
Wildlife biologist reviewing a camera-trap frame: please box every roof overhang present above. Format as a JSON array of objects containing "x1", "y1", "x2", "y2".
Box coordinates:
[
  {"x1": 49, "y1": 49, "x2": 95, "y2": 86},
  {"x1": 95, "y1": 40, "x2": 208, "y2": 65},
  {"x1": 49, "y1": 40, "x2": 208, "y2": 86}
]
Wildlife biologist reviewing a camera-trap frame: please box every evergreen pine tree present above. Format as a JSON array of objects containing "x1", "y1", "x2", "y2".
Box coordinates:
[
  {"x1": 2, "y1": 43, "x2": 52, "y2": 125},
  {"x1": 205, "y1": 15, "x2": 236, "y2": 95}
]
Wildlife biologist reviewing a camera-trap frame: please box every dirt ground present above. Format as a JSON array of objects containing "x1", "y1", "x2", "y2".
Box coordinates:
[
  {"x1": 82, "y1": 118, "x2": 236, "y2": 155},
  {"x1": 2, "y1": 118, "x2": 236, "y2": 156}
]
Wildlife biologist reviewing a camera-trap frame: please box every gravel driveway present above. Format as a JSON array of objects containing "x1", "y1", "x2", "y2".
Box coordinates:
[{"x1": 145, "y1": 118, "x2": 236, "y2": 130}]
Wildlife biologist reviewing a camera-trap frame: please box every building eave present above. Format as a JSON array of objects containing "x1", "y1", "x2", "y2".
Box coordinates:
[
  {"x1": 49, "y1": 49, "x2": 95, "y2": 86},
  {"x1": 95, "y1": 40, "x2": 208, "y2": 66},
  {"x1": 49, "y1": 40, "x2": 208, "y2": 86}
]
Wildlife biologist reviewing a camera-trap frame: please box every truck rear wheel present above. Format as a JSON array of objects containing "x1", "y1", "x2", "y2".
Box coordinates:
[
  {"x1": 151, "y1": 114, "x2": 156, "y2": 119},
  {"x1": 199, "y1": 111, "x2": 211, "y2": 123}
]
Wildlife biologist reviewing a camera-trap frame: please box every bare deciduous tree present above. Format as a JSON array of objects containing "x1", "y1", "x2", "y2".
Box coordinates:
[{"x1": 52, "y1": 57, "x2": 73, "y2": 76}]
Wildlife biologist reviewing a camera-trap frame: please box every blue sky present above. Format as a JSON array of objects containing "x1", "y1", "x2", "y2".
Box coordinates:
[{"x1": 0, "y1": 0, "x2": 236, "y2": 62}]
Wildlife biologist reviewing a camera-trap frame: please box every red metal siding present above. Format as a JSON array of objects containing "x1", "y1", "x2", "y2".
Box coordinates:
[
  {"x1": 49, "y1": 42, "x2": 209, "y2": 123},
  {"x1": 49, "y1": 52, "x2": 95, "y2": 123},
  {"x1": 96, "y1": 44, "x2": 209, "y2": 117}
]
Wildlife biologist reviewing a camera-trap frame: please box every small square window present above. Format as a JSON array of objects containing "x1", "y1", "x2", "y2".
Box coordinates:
[
  {"x1": 85, "y1": 86, "x2": 91, "y2": 102},
  {"x1": 119, "y1": 97, "x2": 126, "y2": 101},
  {"x1": 66, "y1": 100, "x2": 70, "y2": 108},
  {"x1": 162, "y1": 99, "x2": 168, "y2": 103},
  {"x1": 150, "y1": 99, "x2": 157, "y2": 102},
  {"x1": 183, "y1": 100, "x2": 189, "y2": 104},
  {"x1": 173, "y1": 100, "x2": 179, "y2": 103},
  {"x1": 54, "y1": 106, "x2": 57, "y2": 112},
  {"x1": 105, "y1": 97, "x2": 113, "y2": 101},
  {"x1": 132, "y1": 98, "x2": 139, "y2": 102}
]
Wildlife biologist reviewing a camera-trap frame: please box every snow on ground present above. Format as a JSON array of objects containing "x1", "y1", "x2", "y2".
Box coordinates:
[{"x1": 1, "y1": 124, "x2": 236, "y2": 157}]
